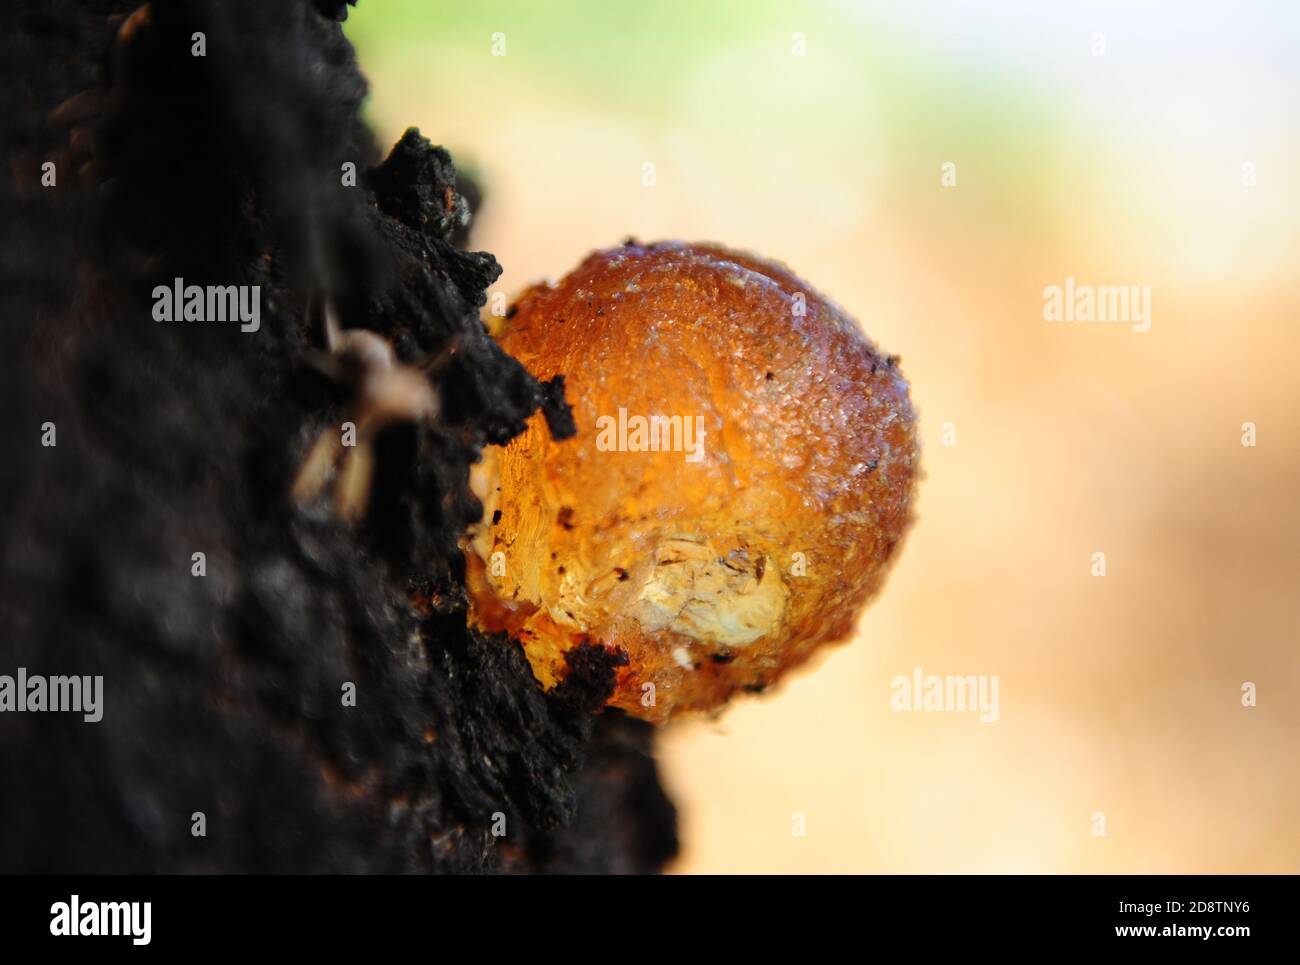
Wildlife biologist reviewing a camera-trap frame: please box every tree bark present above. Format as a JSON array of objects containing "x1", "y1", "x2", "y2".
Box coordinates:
[{"x1": 0, "y1": 0, "x2": 677, "y2": 874}]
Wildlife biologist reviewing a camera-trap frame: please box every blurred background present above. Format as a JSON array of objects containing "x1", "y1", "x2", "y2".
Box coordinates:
[{"x1": 346, "y1": 0, "x2": 1300, "y2": 872}]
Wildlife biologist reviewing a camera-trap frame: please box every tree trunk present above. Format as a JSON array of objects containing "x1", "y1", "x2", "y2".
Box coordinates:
[{"x1": 0, "y1": 0, "x2": 677, "y2": 874}]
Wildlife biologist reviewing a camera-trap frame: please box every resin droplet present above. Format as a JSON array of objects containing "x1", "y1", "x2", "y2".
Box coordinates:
[{"x1": 465, "y1": 241, "x2": 919, "y2": 723}]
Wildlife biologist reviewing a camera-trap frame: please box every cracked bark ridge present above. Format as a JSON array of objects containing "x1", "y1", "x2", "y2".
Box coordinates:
[{"x1": 0, "y1": 0, "x2": 676, "y2": 873}]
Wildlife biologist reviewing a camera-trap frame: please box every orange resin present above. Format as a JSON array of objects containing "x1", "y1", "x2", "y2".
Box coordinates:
[{"x1": 465, "y1": 241, "x2": 919, "y2": 722}]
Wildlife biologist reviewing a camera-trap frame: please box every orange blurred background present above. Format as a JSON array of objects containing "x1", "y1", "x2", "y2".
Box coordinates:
[{"x1": 347, "y1": 0, "x2": 1300, "y2": 872}]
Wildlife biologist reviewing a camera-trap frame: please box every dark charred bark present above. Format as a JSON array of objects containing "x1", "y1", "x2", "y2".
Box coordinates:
[{"x1": 0, "y1": 0, "x2": 677, "y2": 873}]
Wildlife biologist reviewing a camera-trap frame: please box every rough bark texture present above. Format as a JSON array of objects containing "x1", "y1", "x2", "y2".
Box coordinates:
[{"x1": 0, "y1": 0, "x2": 677, "y2": 873}]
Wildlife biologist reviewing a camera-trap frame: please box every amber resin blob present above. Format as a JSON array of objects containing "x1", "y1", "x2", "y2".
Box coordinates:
[{"x1": 465, "y1": 241, "x2": 919, "y2": 723}]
